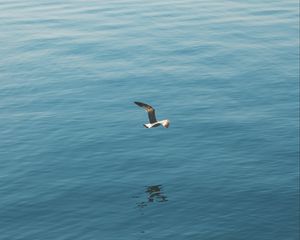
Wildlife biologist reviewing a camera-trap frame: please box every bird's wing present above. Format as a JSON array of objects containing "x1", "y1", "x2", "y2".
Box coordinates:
[{"x1": 134, "y1": 101, "x2": 157, "y2": 123}]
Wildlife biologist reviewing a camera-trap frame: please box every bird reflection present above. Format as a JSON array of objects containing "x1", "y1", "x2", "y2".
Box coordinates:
[{"x1": 136, "y1": 185, "x2": 168, "y2": 208}]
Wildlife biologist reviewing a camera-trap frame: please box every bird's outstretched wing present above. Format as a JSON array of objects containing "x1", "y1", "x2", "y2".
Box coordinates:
[{"x1": 134, "y1": 101, "x2": 157, "y2": 123}]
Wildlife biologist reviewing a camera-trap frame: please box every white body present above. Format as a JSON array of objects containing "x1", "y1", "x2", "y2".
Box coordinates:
[{"x1": 144, "y1": 120, "x2": 170, "y2": 128}]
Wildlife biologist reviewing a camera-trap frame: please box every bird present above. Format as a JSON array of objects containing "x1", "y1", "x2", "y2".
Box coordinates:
[{"x1": 134, "y1": 101, "x2": 170, "y2": 128}]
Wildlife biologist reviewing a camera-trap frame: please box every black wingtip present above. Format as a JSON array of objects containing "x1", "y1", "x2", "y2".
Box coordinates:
[{"x1": 134, "y1": 101, "x2": 143, "y2": 107}]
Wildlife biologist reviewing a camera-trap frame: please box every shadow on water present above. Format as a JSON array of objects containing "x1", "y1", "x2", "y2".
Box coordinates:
[
  {"x1": 132, "y1": 185, "x2": 169, "y2": 237},
  {"x1": 135, "y1": 185, "x2": 168, "y2": 209}
]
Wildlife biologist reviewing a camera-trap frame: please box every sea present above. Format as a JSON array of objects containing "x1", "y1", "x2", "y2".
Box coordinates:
[{"x1": 0, "y1": 0, "x2": 299, "y2": 239}]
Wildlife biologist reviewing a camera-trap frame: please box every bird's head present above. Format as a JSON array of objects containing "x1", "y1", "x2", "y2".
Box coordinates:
[{"x1": 162, "y1": 120, "x2": 170, "y2": 128}]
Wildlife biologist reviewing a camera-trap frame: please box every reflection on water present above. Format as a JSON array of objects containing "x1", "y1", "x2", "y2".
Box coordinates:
[
  {"x1": 133, "y1": 185, "x2": 169, "y2": 237},
  {"x1": 136, "y1": 185, "x2": 168, "y2": 208}
]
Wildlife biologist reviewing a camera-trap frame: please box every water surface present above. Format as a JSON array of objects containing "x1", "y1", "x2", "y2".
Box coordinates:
[{"x1": 0, "y1": 0, "x2": 299, "y2": 239}]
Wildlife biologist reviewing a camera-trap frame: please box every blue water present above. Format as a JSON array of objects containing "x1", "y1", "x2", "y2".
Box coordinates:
[{"x1": 0, "y1": 0, "x2": 299, "y2": 239}]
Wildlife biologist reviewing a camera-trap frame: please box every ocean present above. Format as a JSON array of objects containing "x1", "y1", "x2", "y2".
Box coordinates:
[{"x1": 0, "y1": 0, "x2": 299, "y2": 239}]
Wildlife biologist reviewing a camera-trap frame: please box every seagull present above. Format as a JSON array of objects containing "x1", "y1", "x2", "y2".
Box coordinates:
[{"x1": 134, "y1": 102, "x2": 170, "y2": 128}]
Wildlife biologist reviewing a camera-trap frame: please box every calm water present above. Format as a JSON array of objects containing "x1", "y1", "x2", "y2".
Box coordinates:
[{"x1": 0, "y1": 0, "x2": 299, "y2": 239}]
